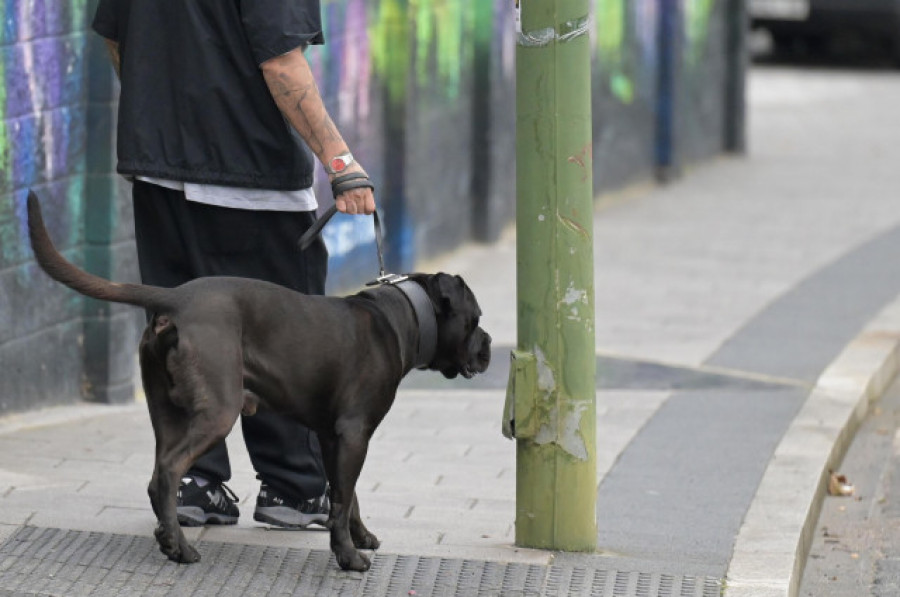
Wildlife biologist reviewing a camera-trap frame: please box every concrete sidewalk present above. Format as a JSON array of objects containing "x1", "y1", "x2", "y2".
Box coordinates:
[{"x1": 3, "y1": 65, "x2": 900, "y2": 596}]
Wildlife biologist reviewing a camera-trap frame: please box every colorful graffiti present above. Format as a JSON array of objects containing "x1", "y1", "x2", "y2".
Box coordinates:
[
  {"x1": 306, "y1": 0, "x2": 502, "y2": 283},
  {"x1": 0, "y1": 0, "x2": 729, "y2": 280},
  {"x1": 0, "y1": 0, "x2": 102, "y2": 412},
  {"x1": 317, "y1": 0, "x2": 374, "y2": 131},
  {"x1": 593, "y1": 0, "x2": 657, "y2": 105},
  {"x1": 0, "y1": 0, "x2": 90, "y2": 268},
  {"x1": 592, "y1": 0, "x2": 717, "y2": 105},
  {"x1": 412, "y1": 0, "x2": 472, "y2": 99},
  {"x1": 684, "y1": 0, "x2": 717, "y2": 65},
  {"x1": 0, "y1": 0, "x2": 483, "y2": 272},
  {"x1": 306, "y1": 0, "x2": 721, "y2": 278},
  {"x1": 311, "y1": 0, "x2": 474, "y2": 116},
  {"x1": 0, "y1": 0, "x2": 742, "y2": 414}
]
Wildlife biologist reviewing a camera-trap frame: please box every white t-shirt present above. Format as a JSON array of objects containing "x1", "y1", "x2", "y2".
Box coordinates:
[{"x1": 138, "y1": 177, "x2": 317, "y2": 212}]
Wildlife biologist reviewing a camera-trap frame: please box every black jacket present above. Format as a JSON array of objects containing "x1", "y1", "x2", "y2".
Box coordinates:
[{"x1": 93, "y1": 0, "x2": 323, "y2": 190}]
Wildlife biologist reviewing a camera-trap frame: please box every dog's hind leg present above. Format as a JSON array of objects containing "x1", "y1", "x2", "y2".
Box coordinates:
[
  {"x1": 152, "y1": 416, "x2": 206, "y2": 564},
  {"x1": 140, "y1": 324, "x2": 170, "y2": 522},
  {"x1": 154, "y1": 399, "x2": 241, "y2": 564},
  {"x1": 142, "y1": 322, "x2": 244, "y2": 564}
]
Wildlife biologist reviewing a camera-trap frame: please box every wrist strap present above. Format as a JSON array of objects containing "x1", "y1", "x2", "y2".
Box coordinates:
[{"x1": 331, "y1": 172, "x2": 375, "y2": 198}]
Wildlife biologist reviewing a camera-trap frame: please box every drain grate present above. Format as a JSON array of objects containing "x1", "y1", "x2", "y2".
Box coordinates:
[{"x1": 0, "y1": 527, "x2": 722, "y2": 596}]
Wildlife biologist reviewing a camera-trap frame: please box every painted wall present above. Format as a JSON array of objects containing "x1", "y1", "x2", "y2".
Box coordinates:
[
  {"x1": 678, "y1": 0, "x2": 731, "y2": 165},
  {"x1": 310, "y1": 0, "x2": 517, "y2": 291},
  {"x1": 590, "y1": 0, "x2": 742, "y2": 186},
  {"x1": 0, "y1": 0, "x2": 743, "y2": 416},
  {"x1": 0, "y1": 0, "x2": 142, "y2": 415},
  {"x1": 316, "y1": 0, "x2": 742, "y2": 290}
]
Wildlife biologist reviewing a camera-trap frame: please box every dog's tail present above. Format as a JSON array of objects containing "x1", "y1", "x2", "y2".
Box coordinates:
[{"x1": 27, "y1": 191, "x2": 172, "y2": 312}]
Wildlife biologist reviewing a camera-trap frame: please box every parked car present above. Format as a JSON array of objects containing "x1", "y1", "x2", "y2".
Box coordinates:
[{"x1": 750, "y1": 0, "x2": 900, "y2": 60}]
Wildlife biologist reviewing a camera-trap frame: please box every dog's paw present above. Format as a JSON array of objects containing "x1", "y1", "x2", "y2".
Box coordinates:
[
  {"x1": 159, "y1": 541, "x2": 201, "y2": 564},
  {"x1": 336, "y1": 548, "x2": 371, "y2": 572},
  {"x1": 176, "y1": 542, "x2": 202, "y2": 564},
  {"x1": 155, "y1": 525, "x2": 201, "y2": 564},
  {"x1": 353, "y1": 531, "x2": 380, "y2": 550}
]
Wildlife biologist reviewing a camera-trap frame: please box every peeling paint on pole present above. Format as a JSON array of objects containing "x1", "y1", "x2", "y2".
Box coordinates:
[
  {"x1": 534, "y1": 346, "x2": 557, "y2": 397},
  {"x1": 527, "y1": 348, "x2": 591, "y2": 461},
  {"x1": 533, "y1": 401, "x2": 591, "y2": 461}
]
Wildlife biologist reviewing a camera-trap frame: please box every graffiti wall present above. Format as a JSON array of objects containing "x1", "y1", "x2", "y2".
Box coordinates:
[
  {"x1": 590, "y1": 0, "x2": 741, "y2": 187},
  {"x1": 591, "y1": 0, "x2": 659, "y2": 190},
  {"x1": 678, "y1": 0, "x2": 730, "y2": 165},
  {"x1": 0, "y1": 0, "x2": 86, "y2": 411},
  {"x1": 0, "y1": 0, "x2": 743, "y2": 415},
  {"x1": 0, "y1": 0, "x2": 141, "y2": 414},
  {"x1": 309, "y1": 0, "x2": 516, "y2": 291}
]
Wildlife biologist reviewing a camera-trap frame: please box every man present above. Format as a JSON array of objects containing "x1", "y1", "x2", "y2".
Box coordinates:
[{"x1": 92, "y1": 0, "x2": 375, "y2": 529}]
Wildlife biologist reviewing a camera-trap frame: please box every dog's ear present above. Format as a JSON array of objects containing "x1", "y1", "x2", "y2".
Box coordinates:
[{"x1": 432, "y1": 273, "x2": 465, "y2": 317}]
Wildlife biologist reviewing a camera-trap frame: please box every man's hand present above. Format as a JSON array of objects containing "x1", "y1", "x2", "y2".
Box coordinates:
[
  {"x1": 332, "y1": 165, "x2": 376, "y2": 215},
  {"x1": 334, "y1": 188, "x2": 375, "y2": 215}
]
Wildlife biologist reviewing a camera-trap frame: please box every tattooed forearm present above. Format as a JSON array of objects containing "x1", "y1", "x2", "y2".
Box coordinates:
[
  {"x1": 262, "y1": 49, "x2": 349, "y2": 169},
  {"x1": 291, "y1": 101, "x2": 343, "y2": 157}
]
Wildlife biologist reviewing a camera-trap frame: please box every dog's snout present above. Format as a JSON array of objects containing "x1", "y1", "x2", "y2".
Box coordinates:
[
  {"x1": 475, "y1": 328, "x2": 491, "y2": 371},
  {"x1": 479, "y1": 333, "x2": 491, "y2": 355}
]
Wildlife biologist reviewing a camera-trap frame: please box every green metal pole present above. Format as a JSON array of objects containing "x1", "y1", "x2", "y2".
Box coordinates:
[{"x1": 505, "y1": 0, "x2": 596, "y2": 550}]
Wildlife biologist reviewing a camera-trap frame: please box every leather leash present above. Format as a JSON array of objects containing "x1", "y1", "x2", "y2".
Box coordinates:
[{"x1": 299, "y1": 204, "x2": 387, "y2": 278}]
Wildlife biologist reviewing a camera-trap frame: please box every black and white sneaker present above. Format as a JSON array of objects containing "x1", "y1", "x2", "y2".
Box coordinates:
[
  {"x1": 253, "y1": 483, "x2": 330, "y2": 528},
  {"x1": 176, "y1": 476, "x2": 240, "y2": 527}
]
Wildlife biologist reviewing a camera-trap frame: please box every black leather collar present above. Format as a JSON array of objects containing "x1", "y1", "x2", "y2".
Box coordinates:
[
  {"x1": 382, "y1": 276, "x2": 437, "y2": 370},
  {"x1": 394, "y1": 280, "x2": 437, "y2": 369}
]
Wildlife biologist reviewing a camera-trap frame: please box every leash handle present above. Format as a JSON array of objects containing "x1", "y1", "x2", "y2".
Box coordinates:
[
  {"x1": 298, "y1": 204, "x2": 337, "y2": 251},
  {"x1": 298, "y1": 204, "x2": 386, "y2": 278}
]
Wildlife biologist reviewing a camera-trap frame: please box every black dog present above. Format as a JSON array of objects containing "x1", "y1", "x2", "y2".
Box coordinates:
[{"x1": 26, "y1": 192, "x2": 491, "y2": 571}]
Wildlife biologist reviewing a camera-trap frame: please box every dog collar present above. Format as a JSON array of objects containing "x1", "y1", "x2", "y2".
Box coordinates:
[{"x1": 377, "y1": 275, "x2": 437, "y2": 369}]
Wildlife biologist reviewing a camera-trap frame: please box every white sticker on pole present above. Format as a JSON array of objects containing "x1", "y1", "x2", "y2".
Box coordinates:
[
  {"x1": 748, "y1": 0, "x2": 810, "y2": 20},
  {"x1": 515, "y1": 0, "x2": 522, "y2": 34}
]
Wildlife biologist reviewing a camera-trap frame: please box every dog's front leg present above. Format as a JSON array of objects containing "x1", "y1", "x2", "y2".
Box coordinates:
[
  {"x1": 349, "y1": 492, "x2": 380, "y2": 550},
  {"x1": 321, "y1": 425, "x2": 373, "y2": 571}
]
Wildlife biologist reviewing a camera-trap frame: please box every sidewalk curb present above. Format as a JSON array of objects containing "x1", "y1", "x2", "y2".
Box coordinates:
[{"x1": 724, "y1": 295, "x2": 900, "y2": 596}]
